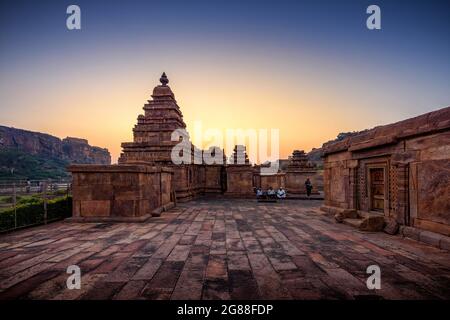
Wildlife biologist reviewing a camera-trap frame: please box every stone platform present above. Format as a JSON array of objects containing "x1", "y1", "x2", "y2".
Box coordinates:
[{"x1": 0, "y1": 199, "x2": 449, "y2": 300}]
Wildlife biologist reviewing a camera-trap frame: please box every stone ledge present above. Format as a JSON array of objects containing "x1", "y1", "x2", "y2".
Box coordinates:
[
  {"x1": 400, "y1": 226, "x2": 450, "y2": 251},
  {"x1": 66, "y1": 213, "x2": 152, "y2": 223},
  {"x1": 286, "y1": 194, "x2": 324, "y2": 200},
  {"x1": 151, "y1": 202, "x2": 176, "y2": 217},
  {"x1": 320, "y1": 205, "x2": 357, "y2": 218},
  {"x1": 68, "y1": 164, "x2": 174, "y2": 174}
]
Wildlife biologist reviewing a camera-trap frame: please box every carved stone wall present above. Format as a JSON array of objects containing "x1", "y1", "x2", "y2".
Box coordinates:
[{"x1": 322, "y1": 106, "x2": 450, "y2": 235}]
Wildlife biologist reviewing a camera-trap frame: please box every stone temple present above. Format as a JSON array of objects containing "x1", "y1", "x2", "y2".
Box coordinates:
[
  {"x1": 321, "y1": 107, "x2": 450, "y2": 236},
  {"x1": 69, "y1": 73, "x2": 322, "y2": 221},
  {"x1": 69, "y1": 73, "x2": 449, "y2": 240},
  {"x1": 2, "y1": 73, "x2": 449, "y2": 301}
]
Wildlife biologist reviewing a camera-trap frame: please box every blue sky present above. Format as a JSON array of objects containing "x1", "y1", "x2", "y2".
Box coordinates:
[{"x1": 0, "y1": 0, "x2": 449, "y2": 160}]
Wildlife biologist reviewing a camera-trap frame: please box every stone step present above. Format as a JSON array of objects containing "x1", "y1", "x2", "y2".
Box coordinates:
[
  {"x1": 343, "y1": 218, "x2": 363, "y2": 229},
  {"x1": 343, "y1": 215, "x2": 385, "y2": 232},
  {"x1": 358, "y1": 210, "x2": 383, "y2": 219}
]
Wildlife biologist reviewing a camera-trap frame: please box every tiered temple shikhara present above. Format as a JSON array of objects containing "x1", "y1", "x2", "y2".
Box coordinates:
[{"x1": 69, "y1": 73, "x2": 450, "y2": 240}]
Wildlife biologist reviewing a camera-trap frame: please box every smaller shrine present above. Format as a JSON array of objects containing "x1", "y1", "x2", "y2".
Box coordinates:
[
  {"x1": 285, "y1": 150, "x2": 320, "y2": 195},
  {"x1": 225, "y1": 145, "x2": 254, "y2": 197}
]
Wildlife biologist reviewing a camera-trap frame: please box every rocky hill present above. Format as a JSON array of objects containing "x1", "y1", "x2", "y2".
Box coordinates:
[{"x1": 0, "y1": 126, "x2": 111, "y2": 180}]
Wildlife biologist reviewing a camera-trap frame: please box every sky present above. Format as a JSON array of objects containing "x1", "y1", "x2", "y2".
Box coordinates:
[{"x1": 0, "y1": 0, "x2": 449, "y2": 163}]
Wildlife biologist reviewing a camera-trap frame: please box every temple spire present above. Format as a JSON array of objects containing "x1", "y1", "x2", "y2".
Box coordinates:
[{"x1": 160, "y1": 72, "x2": 169, "y2": 86}]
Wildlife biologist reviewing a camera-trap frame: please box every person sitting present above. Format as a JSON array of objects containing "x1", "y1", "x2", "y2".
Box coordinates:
[
  {"x1": 267, "y1": 186, "x2": 276, "y2": 199},
  {"x1": 277, "y1": 187, "x2": 286, "y2": 199},
  {"x1": 256, "y1": 187, "x2": 264, "y2": 199}
]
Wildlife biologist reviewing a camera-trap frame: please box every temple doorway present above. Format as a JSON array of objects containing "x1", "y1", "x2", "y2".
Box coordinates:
[{"x1": 369, "y1": 168, "x2": 385, "y2": 212}]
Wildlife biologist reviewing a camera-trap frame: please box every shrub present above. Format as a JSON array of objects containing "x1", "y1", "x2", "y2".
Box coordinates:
[
  {"x1": 17, "y1": 195, "x2": 42, "y2": 205},
  {"x1": 0, "y1": 196, "x2": 72, "y2": 232}
]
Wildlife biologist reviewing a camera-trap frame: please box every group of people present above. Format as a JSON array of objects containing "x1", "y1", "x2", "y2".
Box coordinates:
[
  {"x1": 255, "y1": 186, "x2": 286, "y2": 200},
  {"x1": 254, "y1": 178, "x2": 314, "y2": 200}
]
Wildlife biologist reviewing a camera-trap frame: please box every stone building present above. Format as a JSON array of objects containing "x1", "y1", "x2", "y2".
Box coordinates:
[
  {"x1": 68, "y1": 164, "x2": 173, "y2": 222},
  {"x1": 321, "y1": 106, "x2": 450, "y2": 235},
  {"x1": 117, "y1": 72, "x2": 209, "y2": 201},
  {"x1": 69, "y1": 73, "x2": 324, "y2": 220},
  {"x1": 285, "y1": 150, "x2": 321, "y2": 195}
]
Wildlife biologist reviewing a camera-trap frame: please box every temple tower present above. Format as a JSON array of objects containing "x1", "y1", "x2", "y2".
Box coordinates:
[
  {"x1": 118, "y1": 73, "x2": 208, "y2": 201},
  {"x1": 118, "y1": 72, "x2": 188, "y2": 165},
  {"x1": 285, "y1": 150, "x2": 319, "y2": 195}
]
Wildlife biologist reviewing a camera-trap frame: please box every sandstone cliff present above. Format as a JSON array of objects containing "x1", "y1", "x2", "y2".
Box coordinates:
[{"x1": 0, "y1": 126, "x2": 111, "y2": 165}]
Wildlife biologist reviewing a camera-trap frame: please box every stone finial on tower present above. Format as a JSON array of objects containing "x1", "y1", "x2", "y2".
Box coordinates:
[{"x1": 160, "y1": 72, "x2": 169, "y2": 86}]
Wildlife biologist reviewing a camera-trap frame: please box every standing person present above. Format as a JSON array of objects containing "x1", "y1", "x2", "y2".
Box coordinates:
[{"x1": 305, "y1": 178, "x2": 313, "y2": 197}]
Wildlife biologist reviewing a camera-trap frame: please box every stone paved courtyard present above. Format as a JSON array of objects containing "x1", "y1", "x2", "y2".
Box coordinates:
[{"x1": 0, "y1": 199, "x2": 449, "y2": 300}]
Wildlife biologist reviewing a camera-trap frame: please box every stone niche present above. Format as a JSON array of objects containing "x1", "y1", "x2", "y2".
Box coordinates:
[
  {"x1": 68, "y1": 164, "x2": 174, "y2": 222},
  {"x1": 285, "y1": 150, "x2": 321, "y2": 195}
]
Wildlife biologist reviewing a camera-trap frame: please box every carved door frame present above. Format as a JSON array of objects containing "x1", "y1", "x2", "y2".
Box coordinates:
[{"x1": 366, "y1": 162, "x2": 389, "y2": 215}]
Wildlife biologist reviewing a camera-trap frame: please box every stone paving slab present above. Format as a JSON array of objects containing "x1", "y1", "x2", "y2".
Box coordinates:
[{"x1": 0, "y1": 199, "x2": 449, "y2": 300}]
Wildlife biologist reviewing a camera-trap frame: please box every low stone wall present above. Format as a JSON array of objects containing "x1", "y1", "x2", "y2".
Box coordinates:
[
  {"x1": 68, "y1": 164, "x2": 174, "y2": 222},
  {"x1": 400, "y1": 226, "x2": 450, "y2": 251},
  {"x1": 255, "y1": 173, "x2": 285, "y2": 190},
  {"x1": 285, "y1": 170, "x2": 322, "y2": 195},
  {"x1": 225, "y1": 165, "x2": 254, "y2": 197}
]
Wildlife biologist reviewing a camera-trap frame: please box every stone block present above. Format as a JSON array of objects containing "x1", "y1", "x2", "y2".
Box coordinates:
[
  {"x1": 68, "y1": 164, "x2": 174, "y2": 221},
  {"x1": 384, "y1": 220, "x2": 399, "y2": 235},
  {"x1": 419, "y1": 230, "x2": 442, "y2": 247},
  {"x1": 359, "y1": 216, "x2": 385, "y2": 232},
  {"x1": 112, "y1": 200, "x2": 136, "y2": 217},
  {"x1": 80, "y1": 200, "x2": 110, "y2": 217},
  {"x1": 334, "y1": 213, "x2": 344, "y2": 223},
  {"x1": 400, "y1": 226, "x2": 420, "y2": 240},
  {"x1": 73, "y1": 200, "x2": 81, "y2": 217}
]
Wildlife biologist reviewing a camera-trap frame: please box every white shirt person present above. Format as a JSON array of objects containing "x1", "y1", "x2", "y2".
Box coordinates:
[{"x1": 277, "y1": 187, "x2": 286, "y2": 199}]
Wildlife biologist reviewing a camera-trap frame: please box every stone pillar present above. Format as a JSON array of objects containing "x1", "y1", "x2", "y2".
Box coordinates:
[
  {"x1": 395, "y1": 163, "x2": 409, "y2": 225},
  {"x1": 347, "y1": 160, "x2": 359, "y2": 211}
]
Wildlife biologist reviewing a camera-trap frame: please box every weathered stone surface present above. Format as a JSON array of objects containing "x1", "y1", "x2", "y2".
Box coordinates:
[
  {"x1": 68, "y1": 165, "x2": 174, "y2": 221},
  {"x1": 401, "y1": 226, "x2": 420, "y2": 240},
  {"x1": 334, "y1": 213, "x2": 344, "y2": 223},
  {"x1": 359, "y1": 215, "x2": 385, "y2": 232},
  {"x1": 284, "y1": 150, "x2": 322, "y2": 194},
  {"x1": 0, "y1": 126, "x2": 111, "y2": 164},
  {"x1": 322, "y1": 106, "x2": 450, "y2": 237},
  {"x1": 419, "y1": 231, "x2": 442, "y2": 247},
  {"x1": 384, "y1": 220, "x2": 400, "y2": 235},
  {"x1": 1, "y1": 200, "x2": 449, "y2": 300},
  {"x1": 440, "y1": 236, "x2": 450, "y2": 251}
]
